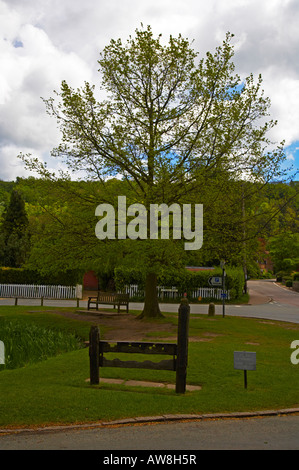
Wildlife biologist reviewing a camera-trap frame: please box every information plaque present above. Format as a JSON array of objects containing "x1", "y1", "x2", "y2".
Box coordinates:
[
  {"x1": 234, "y1": 351, "x2": 256, "y2": 371},
  {"x1": 234, "y1": 351, "x2": 256, "y2": 388}
]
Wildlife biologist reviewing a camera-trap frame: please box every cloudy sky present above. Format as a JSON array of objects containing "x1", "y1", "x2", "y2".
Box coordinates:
[{"x1": 1, "y1": 0, "x2": 299, "y2": 181}]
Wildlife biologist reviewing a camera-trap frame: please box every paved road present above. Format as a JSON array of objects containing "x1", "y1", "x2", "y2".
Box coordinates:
[
  {"x1": 131, "y1": 279, "x2": 299, "y2": 323},
  {"x1": 1, "y1": 278, "x2": 298, "y2": 313},
  {"x1": 1, "y1": 414, "x2": 299, "y2": 450},
  {"x1": 1, "y1": 279, "x2": 299, "y2": 451},
  {"x1": 247, "y1": 278, "x2": 299, "y2": 307}
]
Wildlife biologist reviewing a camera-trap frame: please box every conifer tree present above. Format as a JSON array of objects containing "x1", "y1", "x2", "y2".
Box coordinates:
[{"x1": 0, "y1": 190, "x2": 30, "y2": 267}]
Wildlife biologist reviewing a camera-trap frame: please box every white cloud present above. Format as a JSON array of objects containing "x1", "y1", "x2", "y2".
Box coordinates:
[
  {"x1": 187, "y1": 0, "x2": 299, "y2": 151},
  {"x1": 0, "y1": 0, "x2": 299, "y2": 180},
  {"x1": 0, "y1": 0, "x2": 94, "y2": 179},
  {"x1": 262, "y1": 75, "x2": 299, "y2": 146},
  {"x1": 286, "y1": 151, "x2": 295, "y2": 161}
]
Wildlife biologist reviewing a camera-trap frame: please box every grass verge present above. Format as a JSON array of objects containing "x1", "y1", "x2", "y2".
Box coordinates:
[{"x1": 0, "y1": 305, "x2": 299, "y2": 428}]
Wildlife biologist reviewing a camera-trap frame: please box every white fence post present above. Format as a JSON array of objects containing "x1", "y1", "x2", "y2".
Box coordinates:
[
  {"x1": 120, "y1": 284, "x2": 230, "y2": 300},
  {"x1": 0, "y1": 284, "x2": 77, "y2": 300}
]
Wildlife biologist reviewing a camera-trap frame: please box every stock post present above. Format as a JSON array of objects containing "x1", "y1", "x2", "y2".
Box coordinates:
[
  {"x1": 176, "y1": 295, "x2": 190, "y2": 394},
  {"x1": 89, "y1": 325, "x2": 100, "y2": 385}
]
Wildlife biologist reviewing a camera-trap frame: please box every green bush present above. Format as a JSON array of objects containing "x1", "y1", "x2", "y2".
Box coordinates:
[
  {"x1": 0, "y1": 267, "x2": 82, "y2": 286},
  {"x1": 114, "y1": 266, "x2": 245, "y2": 300},
  {"x1": 292, "y1": 272, "x2": 299, "y2": 281},
  {"x1": 286, "y1": 280, "x2": 293, "y2": 287},
  {"x1": 114, "y1": 266, "x2": 145, "y2": 291},
  {"x1": 276, "y1": 271, "x2": 288, "y2": 282}
]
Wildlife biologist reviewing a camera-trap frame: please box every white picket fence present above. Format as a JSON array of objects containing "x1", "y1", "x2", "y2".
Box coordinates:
[
  {"x1": 188, "y1": 287, "x2": 230, "y2": 300},
  {"x1": 123, "y1": 284, "x2": 230, "y2": 300},
  {"x1": 0, "y1": 284, "x2": 76, "y2": 299}
]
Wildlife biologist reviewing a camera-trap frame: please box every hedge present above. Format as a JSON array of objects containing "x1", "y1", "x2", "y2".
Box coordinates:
[
  {"x1": 114, "y1": 266, "x2": 245, "y2": 300},
  {"x1": 0, "y1": 267, "x2": 81, "y2": 286}
]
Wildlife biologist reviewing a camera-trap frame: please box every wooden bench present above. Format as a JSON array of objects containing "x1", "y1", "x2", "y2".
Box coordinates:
[{"x1": 87, "y1": 292, "x2": 129, "y2": 313}]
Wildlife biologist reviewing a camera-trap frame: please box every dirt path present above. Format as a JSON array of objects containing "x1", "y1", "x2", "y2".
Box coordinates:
[
  {"x1": 48, "y1": 310, "x2": 178, "y2": 341},
  {"x1": 46, "y1": 309, "x2": 222, "y2": 343}
]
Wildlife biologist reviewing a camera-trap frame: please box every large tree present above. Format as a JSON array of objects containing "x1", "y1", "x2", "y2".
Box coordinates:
[{"x1": 21, "y1": 26, "x2": 287, "y2": 317}]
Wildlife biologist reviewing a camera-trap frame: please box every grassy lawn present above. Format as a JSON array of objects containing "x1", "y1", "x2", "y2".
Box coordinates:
[{"x1": 0, "y1": 305, "x2": 299, "y2": 428}]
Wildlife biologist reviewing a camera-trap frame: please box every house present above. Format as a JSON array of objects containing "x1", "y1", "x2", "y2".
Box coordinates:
[
  {"x1": 83, "y1": 270, "x2": 98, "y2": 291},
  {"x1": 185, "y1": 266, "x2": 215, "y2": 272},
  {"x1": 257, "y1": 239, "x2": 274, "y2": 273}
]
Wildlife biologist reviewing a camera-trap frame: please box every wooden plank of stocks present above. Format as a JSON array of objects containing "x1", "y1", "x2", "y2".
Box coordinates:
[
  {"x1": 99, "y1": 341, "x2": 177, "y2": 371},
  {"x1": 99, "y1": 341, "x2": 177, "y2": 355},
  {"x1": 100, "y1": 357, "x2": 176, "y2": 371}
]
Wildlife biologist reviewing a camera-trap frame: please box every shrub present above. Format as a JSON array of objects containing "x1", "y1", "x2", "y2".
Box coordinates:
[
  {"x1": 0, "y1": 267, "x2": 82, "y2": 286},
  {"x1": 114, "y1": 266, "x2": 145, "y2": 291},
  {"x1": 114, "y1": 266, "x2": 245, "y2": 300}
]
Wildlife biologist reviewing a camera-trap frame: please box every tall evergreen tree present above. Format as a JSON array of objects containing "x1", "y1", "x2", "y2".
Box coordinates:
[{"x1": 0, "y1": 190, "x2": 30, "y2": 267}]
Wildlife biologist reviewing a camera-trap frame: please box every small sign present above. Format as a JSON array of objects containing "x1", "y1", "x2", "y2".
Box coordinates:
[
  {"x1": 208, "y1": 276, "x2": 223, "y2": 287},
  {"x1": 234, "y1": 351, "x2": 256, "y2": 371},
  {"x1": 234, "y1": 351, "x2": 256, "y2": 389}
]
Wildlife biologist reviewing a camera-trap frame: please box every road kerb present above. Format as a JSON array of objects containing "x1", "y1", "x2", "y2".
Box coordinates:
[{"x1": 1, "y1": 408, "x2": 299, "y2": 436}]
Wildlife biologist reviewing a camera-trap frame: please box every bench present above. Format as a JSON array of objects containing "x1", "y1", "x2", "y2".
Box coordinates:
[{"x1": 87, "y1": 292, "x2": 129, "y2": 313}]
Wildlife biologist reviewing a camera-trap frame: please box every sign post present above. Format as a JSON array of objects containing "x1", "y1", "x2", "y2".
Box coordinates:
[
  {"x1": 208, "y1": 276, "x2": 222, "y2": 286},
  {"x1": 234, "y1": 351, "x2": 256, "y2": 389}
]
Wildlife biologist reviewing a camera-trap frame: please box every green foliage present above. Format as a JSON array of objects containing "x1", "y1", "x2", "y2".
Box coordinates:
[
  {"x1": 268, "y1": 232, "x2": 299, "y2": 273},
  {"x1": 0, "y1": 180, "x2": 15, "y2": 217},
  {"x1": 2, "y1": 190, "x2": 28, "y2": 234},
  {"x1": 260, "y1": 181, "x2": 299, "y2": 238},
  {"x1": 114, "y1": 266, "x2": 145, "y2": 290},
  {"x1": 0, "y1": 190, "x2": 30, "y2": 268},
  {"x1": 114, "y1": 265, "x2": 244, "y2": 299},
  {"x1": 17, "y1": 26, "x2": 292, "y2": 315},
  {"x1": 0, "y1": 318, "x2": 83, "y2": 370},
  {"x1": 0, "y1": 267, "x2": 81, "y2": 286}
]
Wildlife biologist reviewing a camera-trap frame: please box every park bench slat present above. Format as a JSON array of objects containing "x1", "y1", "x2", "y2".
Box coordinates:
[{"x1": 87, "y1": 292, "x2": 129, "y2": 313}]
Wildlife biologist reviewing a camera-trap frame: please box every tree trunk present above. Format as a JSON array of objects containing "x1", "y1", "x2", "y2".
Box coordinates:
[{"x1": 138, "y1": 272, "x2": 163, "y2": 319}]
